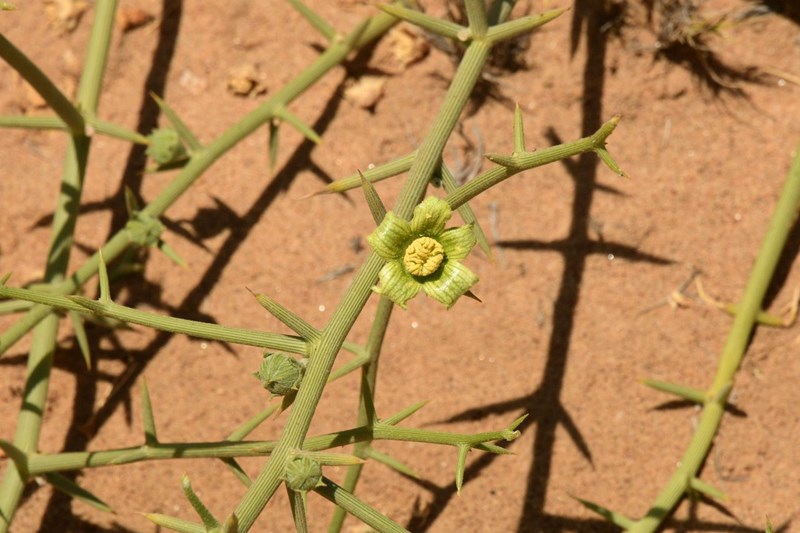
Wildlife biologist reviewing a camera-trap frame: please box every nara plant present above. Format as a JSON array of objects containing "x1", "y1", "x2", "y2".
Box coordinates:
[{"x1": 0, "y1": 1, "x2": 797, "y2": 532}]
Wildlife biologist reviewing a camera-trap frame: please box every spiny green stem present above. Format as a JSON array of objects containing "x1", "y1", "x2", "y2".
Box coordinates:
[
  {"x1": 229, "y1": 10, "x2": 572, "y2": 527},
  {"x1": 393, "y1": 39, "x2": 492, "y2": 219},
  {"x1": 23, "y1": 417, "x2": 516, "y2": 475},
  {"x1": 629, "y1": 146, "x2": 800, "y2": 532},
  {"x1": 446, "y1": 115, "x2": 622, "y2": 210},
  {"x1": 0, "y1": 286, "x2": 308, "y2": 354},
  {"x1": 232, "y1": 253, "x2": 385, "y2": 529},
  {"x1": 0, "y1": 2, "x2": 118, "y2": 529},
  {"x1": 329, "y1": 297, "x2": 394, "y2": 533},
  {"x1": 231, "y1": 35, "x2": 496, "y2": 532}
]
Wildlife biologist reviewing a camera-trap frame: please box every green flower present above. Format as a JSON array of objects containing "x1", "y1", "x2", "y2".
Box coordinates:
[{"x1": 367, "y1": 196, "x2": 478, "y2": 309}]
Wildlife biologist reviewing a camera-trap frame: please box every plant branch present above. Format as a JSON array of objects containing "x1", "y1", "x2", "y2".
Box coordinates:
[
  {"x1": 627, "y1": 146, "x2": 800, "y2": 532},
  {"x1": 0, "y1": 1, "x2": 118, "y2": 529}
]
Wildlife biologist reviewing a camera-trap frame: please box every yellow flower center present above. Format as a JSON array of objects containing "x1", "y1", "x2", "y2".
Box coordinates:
[{"x1": 404, "y1": 237, "x2": 445, "y2": 276}]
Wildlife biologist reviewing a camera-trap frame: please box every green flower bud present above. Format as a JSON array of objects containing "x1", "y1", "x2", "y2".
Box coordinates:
[
  {"x1": 125, "y1": 211, "x2": 164, "y2": 248},
  {"x1": 146, "y1": 128, "x2": 187, "y2": 164},
  {"x1": 253, "y1": 352, "x2": 305, "y2": 396},
  {"x1": 284, "y1": 456, "x2": 322, "y2": 492}
]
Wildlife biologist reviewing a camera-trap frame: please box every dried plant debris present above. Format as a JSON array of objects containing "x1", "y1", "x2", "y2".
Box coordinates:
[
  {"x1": 644, "y1": 0, "x2": 765, "y2": 93},
  {"x1": 227, "y1": 63, "x2": 268, "y2": 97},
  {"x1": 45, "y1": 0, "x2": 88, "y2": 33},
  {"x1": 343, "y1": 75, "x2": 387, "y2": 110},
  {"x1": 388, "y1": 24, "x2": 431, "y2": 70},
  {"x1": 652, "y1": 0, "x2": 727, "y2": 50},
  {"x1": 117, "y1": 7, "x2": 155, "y2": 33}
]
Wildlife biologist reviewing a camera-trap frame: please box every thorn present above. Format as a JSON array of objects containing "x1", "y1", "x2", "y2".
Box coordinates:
[
  {"x1": 274, "y1": 105, "x2": 322, "y2": 145},
  {"x1": 157, "y1": 240, "x2": 188, "y2": 269},
  {"x1": 474, "y1": 442, "x2": 515, "y2": 455},
  {"x1": 508, "y1": 413, "x2": 529, "y2": 432},
  {"x1": 181, "y1": 474, "x2": 221, "y2": 529},
  {"x1": 358, "y1": 169, "x2": 387, "y2": 225},
  {"x1": 513, "y1": 102, "x2": 525, "y2": 154},
  {"x1": 97, "y1": 250, "x2": 111, "y2": 304},
  {"x1": 68, "y1": 311, "x2": 92, "y2": 369},
  {"x1": 380, "y1": 400, "x2": 429, "y2": 426},
  {"x1": 569, "y1": 494, "x2": 635, "y2": 529},
  {"x1": 287, "y1": 0, "x2": 336, "y2": 41},
  {"x1": 641, "y1": 378, "x2": 706, "y2": 404},
  {"x1": 697, "y1": 277, "x2": 796, "y2": 327},
  {"x1": 150, "y1": 92, "x2": 202, "y2": 151},
  {"x1": 689, "y1": 476, "x2": 728, "y2": 501},
  {"x1": 455, "y1": 444, "x2": 468, "y2": 495},
  {"x1": 595, "y1": 147, "x2": 628, "y2": 178},
  {"x1": 484, "y1": 153, "x2": 517, "y2": 168},
  {"x1": 246, "y1": 287, "x2": 319, "y2": 341},
  {"x1": 141, "y1": 379, "x2": 158, "y2": 445}
]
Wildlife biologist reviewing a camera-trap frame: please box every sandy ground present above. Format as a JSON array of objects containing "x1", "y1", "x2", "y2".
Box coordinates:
[{"x1": 1, "y1": 1, "x2": 799, "y2": 532}]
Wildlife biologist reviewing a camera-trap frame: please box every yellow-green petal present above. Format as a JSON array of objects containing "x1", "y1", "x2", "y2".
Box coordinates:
[
  {"x1": 367, "y1": 212, "x2": 412, "y2": 260},
  {"x1": 438, "y1": 224, "x2": 476, "y2": 261},
  {"x1": 410, "y1": 196, "x2": 452, "y2": 237},
  {"x1": 373, "y1": 260, "x2": 422, "y2": 309},
  {"x1": 422, "y1": 261, "x2": 479, "y2": 309}
]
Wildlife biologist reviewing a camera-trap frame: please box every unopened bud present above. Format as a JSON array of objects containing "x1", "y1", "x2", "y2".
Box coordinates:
[
  {"x1": 146, "y1": 128, "x2": 187, "y2": 164},
  {"x1": 253, "y1": 352, "x2": 305, "y2": 396},
  {"x1": 284, "y1": 456, "x2": 322, "y2": 492}
]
